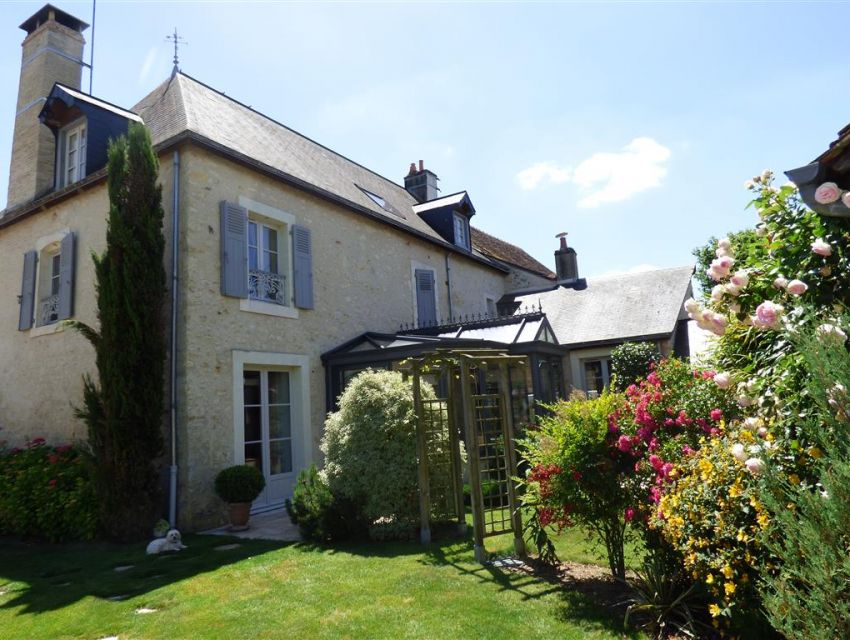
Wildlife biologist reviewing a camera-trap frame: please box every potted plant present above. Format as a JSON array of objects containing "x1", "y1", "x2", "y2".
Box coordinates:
[{"x1": 214, "y1": 465, "x2": 266, "y2": 530}]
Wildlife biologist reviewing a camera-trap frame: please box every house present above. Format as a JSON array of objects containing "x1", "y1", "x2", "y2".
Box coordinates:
[{"x1": 0, "y1": 5, "x2": 692, "y2": 530}]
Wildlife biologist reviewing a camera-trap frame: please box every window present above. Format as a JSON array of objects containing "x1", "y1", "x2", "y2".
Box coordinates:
[
  {"x1": 453, "y1": 213, "x2": 470, "y2": 250},
  {"x1": 60, "y1": 121, "x2": 86, "y2": 188},
  {"x1": 248, "y1": 219, "x2": 287, "y2": 306},
  {"x1": 583, "y1": 358, "x2": 611, "y2": 398},
  {"x1": 18, "y1": 230, "x2": 75, "y2": 332},
  {"x1": 38, "y1": 248, "x2": 61, "y2": 326},
  {"x1": 485, "y1": 296, "x2": 497, "y2": 317},
  {"x1": 220, "y1": 199, "x2": 313, "y2": 316}
]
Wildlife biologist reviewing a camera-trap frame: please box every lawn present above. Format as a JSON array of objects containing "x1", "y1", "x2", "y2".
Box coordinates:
[{"x1": 0, "y1": 528, "x2": 643, "y2": 639}]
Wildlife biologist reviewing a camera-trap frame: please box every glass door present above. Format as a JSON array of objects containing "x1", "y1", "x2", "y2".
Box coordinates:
[{"x1": 243, "y1": 370, "x2": 295, "y2": 510}]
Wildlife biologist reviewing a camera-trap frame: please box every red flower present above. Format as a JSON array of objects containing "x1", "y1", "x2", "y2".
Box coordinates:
[
  {"x1": 710, "y1": 408, "x2": 723, "y2": 421},
  {"x1": 624, "y1": 507, "x2": 636, "y2": 522},
  {"x1": 48, "y1": 479, "x2": 57, "y2": 488}
]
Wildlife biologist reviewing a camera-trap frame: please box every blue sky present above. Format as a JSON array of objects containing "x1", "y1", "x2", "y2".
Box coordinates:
[{"x1": 1, "y1": 1, "x2": 848, "y2": 278}]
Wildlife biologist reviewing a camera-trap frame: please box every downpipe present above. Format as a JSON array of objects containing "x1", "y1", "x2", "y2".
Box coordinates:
[{"x1": 168, "y1": 150, "x2": 181, "y2": 527}]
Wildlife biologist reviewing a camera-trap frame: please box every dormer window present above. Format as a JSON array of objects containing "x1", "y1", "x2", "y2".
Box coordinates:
[
  {"x1": 453, "y1": 213, "x2": 470, "y2": 250},
  {"x1": 60, "y1": 120, "x2": 86, "y2": 188}
]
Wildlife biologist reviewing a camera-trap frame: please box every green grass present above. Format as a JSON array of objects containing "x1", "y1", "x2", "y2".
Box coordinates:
[{"x1": 0, "y1": 532, "x2": 643, "y2": 640}]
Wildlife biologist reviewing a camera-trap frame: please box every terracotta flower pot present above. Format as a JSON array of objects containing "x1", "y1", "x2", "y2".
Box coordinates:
[{"x1": 228, "y1": 502, "x2": 251, "y2": 530}]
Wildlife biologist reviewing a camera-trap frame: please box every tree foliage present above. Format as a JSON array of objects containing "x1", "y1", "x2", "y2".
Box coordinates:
[
  {"x1": 610, "y1": 342, "x2": 660, "y2": 391},
  {"x1": 71, "y1": 123, "x2": 166, "y2": 541}
]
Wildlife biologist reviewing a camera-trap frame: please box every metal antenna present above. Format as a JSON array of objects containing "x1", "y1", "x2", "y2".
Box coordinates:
[
  {"x1": 166, "y1": 27, "x2": 188, "y2": 76},
  {"x1": 88, "y1": 0, "x2": 96, "y2": 94}
]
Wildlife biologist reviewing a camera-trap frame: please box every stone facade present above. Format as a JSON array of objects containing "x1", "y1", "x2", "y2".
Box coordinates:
[{"x1": 174, "y1": 147, "x2": 508, "y2": 527}]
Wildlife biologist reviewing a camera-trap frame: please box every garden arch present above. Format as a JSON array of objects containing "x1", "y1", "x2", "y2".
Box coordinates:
[{"x1": 403, "y1": 348, "x2": 527, "y2": 563}]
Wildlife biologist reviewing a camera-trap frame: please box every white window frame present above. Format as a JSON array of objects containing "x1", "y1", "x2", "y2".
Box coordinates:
[
  {"x1": 60, "y1": 120, "x2": 87, "y2": 188},
  {"x1": 231, "y1": 350, "x2": 312, "y2": 484},
  {"x1": 29, "y1": 228, "x2": 72, "y2": 337},
  {"x1": 410, "y1": 260, "x2": 440, "y2": 327},
  {"x1": 238, "y1": 197, "x2": 298, "y2": 319},
  {"x1": 453, "y1": 212, "x2": 470, "y2": 250}
]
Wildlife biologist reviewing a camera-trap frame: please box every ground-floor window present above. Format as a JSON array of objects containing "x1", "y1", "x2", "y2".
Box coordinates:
[{"x1": 582, "y1": 358, "x2": 611, "y2": 397}]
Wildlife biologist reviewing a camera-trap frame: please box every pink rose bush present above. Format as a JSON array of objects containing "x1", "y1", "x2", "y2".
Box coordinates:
[{"x1": 814, "y1": 182, "x2": 841, "y2": 204}]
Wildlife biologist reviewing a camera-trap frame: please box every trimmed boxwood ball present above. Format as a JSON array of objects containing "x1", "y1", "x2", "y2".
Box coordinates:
[{"x1": 214, "y1": 465, "x2": 265, "y2": 504}]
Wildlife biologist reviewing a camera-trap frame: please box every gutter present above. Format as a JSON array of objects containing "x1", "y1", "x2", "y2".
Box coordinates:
[{"x1": 168, "y1": 150, "x2": 181, "y2": 526}]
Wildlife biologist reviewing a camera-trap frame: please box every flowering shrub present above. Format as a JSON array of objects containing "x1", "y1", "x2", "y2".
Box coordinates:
[
  {"x1": 610, "y1": 358, "x2": 739, "y2": 520},
  {"x1": 656, "y1": 428, "x2": 775, "y2": 619},
  {"x1": 0, "y1": 438, "x2": 97, "y2": 542},
  {"x1": 520, "y1": 392, "x2": 630, "y2": 577}
]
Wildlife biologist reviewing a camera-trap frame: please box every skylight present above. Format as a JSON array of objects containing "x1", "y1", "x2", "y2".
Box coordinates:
[{"x1": 363, "y1": 189, "x2": 386, "y2": 209}]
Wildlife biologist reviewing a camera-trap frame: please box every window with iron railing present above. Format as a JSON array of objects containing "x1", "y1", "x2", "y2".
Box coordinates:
[{"x1": 248, "y1": 220, "x2": 288, "y2": 306}]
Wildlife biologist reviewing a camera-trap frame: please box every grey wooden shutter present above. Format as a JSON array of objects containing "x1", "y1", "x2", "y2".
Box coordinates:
[
  {"x1": 292, "y1": 224, "x2": 313, "y2": 309},
  {"x1": 18, "y1": 251, "x2": 37, "y2": 331},
  {"x1": 57, "y1": 232, "x2": 75, "y2": 320},
  {"x1": 220, "y1": 201, "x2": 248, "y2": 298},
  {"x1": 415, "y1": 269, "x2": 437, "y2": 326}
]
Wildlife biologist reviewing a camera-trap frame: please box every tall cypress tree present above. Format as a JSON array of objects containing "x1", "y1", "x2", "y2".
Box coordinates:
[{"x1": 73, "y1": 123, "x2": 166, "y2": 540}]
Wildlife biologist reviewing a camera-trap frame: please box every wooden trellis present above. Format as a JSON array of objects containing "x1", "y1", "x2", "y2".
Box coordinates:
[{"x1": 404, "y1": 348, "x2": 527, "y2": 563}]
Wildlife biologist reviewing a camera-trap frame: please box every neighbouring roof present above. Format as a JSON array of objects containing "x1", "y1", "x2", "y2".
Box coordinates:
[
  {"x1": 510, "y1": 265, "x2": 694, "y2": 347},
  {"x1": 132, "y1": 73, "x2": 506, "y2": 269},
  {"x1": 471, "y1": 226, "x2": 556, "y2": 280}
]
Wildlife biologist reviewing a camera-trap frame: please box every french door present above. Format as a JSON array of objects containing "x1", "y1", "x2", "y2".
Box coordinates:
[{"x1": 242, "y1": 369, "x2": 295, "y2": 510}]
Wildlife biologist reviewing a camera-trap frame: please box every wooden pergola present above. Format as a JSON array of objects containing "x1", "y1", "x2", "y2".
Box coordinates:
[{"x1": 402, "y1": 348, "x2": 527, "y2": 563}]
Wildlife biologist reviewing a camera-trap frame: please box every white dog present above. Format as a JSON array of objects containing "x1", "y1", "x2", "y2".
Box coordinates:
[{"x1": 146, "y1": 529, "x2": 187, "y2": 555}]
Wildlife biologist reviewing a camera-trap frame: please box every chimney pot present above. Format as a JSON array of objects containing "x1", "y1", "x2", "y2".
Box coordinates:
[
  {"x1": 554, "y1": 232, "x2": 578, "y2": 281},
  {"x1": 419, "y1": 159, "x2": 424, "y2": 172},
  {"x1": 408, "y1": 162, "x2": 417, "y2": 176}
]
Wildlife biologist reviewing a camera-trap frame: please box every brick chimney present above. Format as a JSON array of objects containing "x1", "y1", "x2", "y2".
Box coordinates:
[
  {"x1": 6, "y1": 4, "x2": 88, "y2": 209},
  {"x1": 404, "y1": 159, "x2": 439, "y2": 203},
  {"x1": 554, "y1": 232, "x2": 578, "y2": 281}
]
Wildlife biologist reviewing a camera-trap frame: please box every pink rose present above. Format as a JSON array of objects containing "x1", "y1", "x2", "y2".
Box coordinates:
[
  {"x1": 617, "y1": 435, "x2": 632, "y2": 453},
  {"x1": 649, "y1": 454, "x2": 664, "y2": 472},
  {"x1": 816, "y1": 323, "x2": 847, "y2": 342},
  {"x1": 717, "y1": 256, "x2": 734, "y2": 271},
  {"x1": 745, "y1": 457, "x2": 764, "y2": 475},
  {"x1": 731, "y1": 443, "x2": 747, "y2": 462},
  {"x1": 624, "y1": 507, "x2": 636, "y2": 522},
  {"x1": 730, "y1": 270, "x2": 749, "y2": 288},
  {"x1": 814, "y1": 182, "x2": 841, "y2": 204},
  {"x1": 714, "y1": 372, "x2": 731, "y2": 389},
  {"x1": 786, "y1": 279, "x2": 808, "y2": 296},
  {"x1": 710, "y1": 408, "x2": 723, "y2": 421},
  {"x1": 773, "y1": 276, "x2": 788, "y2": 290},
  {"x1": 812, "y1": 238, "x2": 832, "y2": 257},
  {"x1": 843, "y1": 192, "x2": 850, "y2": 208},
  {"x1": 753, "y1": 301, "x2": 783, "y2": 329}
]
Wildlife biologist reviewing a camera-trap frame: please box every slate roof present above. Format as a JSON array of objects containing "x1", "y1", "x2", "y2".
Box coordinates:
[
  {"x1": 511, "y1": 265, "x2": 694, "y2": 347},
  {"x1": 132, "y1": 73, "x2": 507, "y2": 268},
  {"x1": 471, "y1": 226, "x2": 556, "y2": 279}
]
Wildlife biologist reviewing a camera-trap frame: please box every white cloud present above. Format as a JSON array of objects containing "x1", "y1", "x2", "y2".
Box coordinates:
[
  {"x1": 516, "y1": 137, "x2": 671, "y2": 208},
  {"x1": 516, "y1": 161, "x2": 572, "y2": 190},
  {"x1": 573, "y1": 137, "x2": 670, "y2": 208},
  {"x1": 138, "y1": 46, "x2": 160, "y2": 85}
]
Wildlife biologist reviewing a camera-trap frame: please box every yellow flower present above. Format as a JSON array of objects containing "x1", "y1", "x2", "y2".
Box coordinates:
[
  {"x1": 705, "y1": 573, "x2": 715, "y2": 585},
  {"x1": 709, "y1": 604, "x2": 722, "y2": 617},
  {"x1": 809, "y1": 447, "x2": 823, "y2": 459},
  {"x1": 757, "y1": 512, "x2": 769, "y2": 528},
  {"x1": 788, "y1": 474, "x2": 801, "y2": 485},
  {"x1": 729, "y1": 483, "x2": 742, "y2": 498},
  {"x1": 721, "y1": 564, "x2": 734, "y2": 579},
  {"x1": 725, "y1": 581, "x2": 737, "y2": 596}
]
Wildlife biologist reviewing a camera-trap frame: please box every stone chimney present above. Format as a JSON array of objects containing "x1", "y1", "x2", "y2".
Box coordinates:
[
  {"x1": 404, "y1": 159, "x2": 439, "y2": 203},
  {"x1": 554, "y1": 232, "x2": 578, "y2": 281},
  {"x1": 6, "y1": 4, "x2": 88, "y2": 209}
]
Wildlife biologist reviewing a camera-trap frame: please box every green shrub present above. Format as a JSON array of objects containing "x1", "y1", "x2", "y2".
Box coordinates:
[
  {"x1": 758, "y1": 323, "x2": 850, "y2": 639},
  {"x1": 285, "y1": 465, "x2": 363, "y2": 542},
  {"x1": 214, "y1": 465, "x2": 265, "y2": 503},
  {"x1": 322, "y1": 369, "x2": 436, "y2": 540},
  {"x1": 610, "y1": 342, "x2": 660, "y2": 391},
  {"x1": 0, "y1": 439, "x2": 97, "y2": 542}
]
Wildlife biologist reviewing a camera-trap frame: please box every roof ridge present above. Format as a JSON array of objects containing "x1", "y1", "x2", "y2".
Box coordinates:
[
  {"x1": 587, "y1": 265, "x2": 694, "y2": 281},
  {"x1": 173, "y1": 71, "x2": 415, "y2": 200}
]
